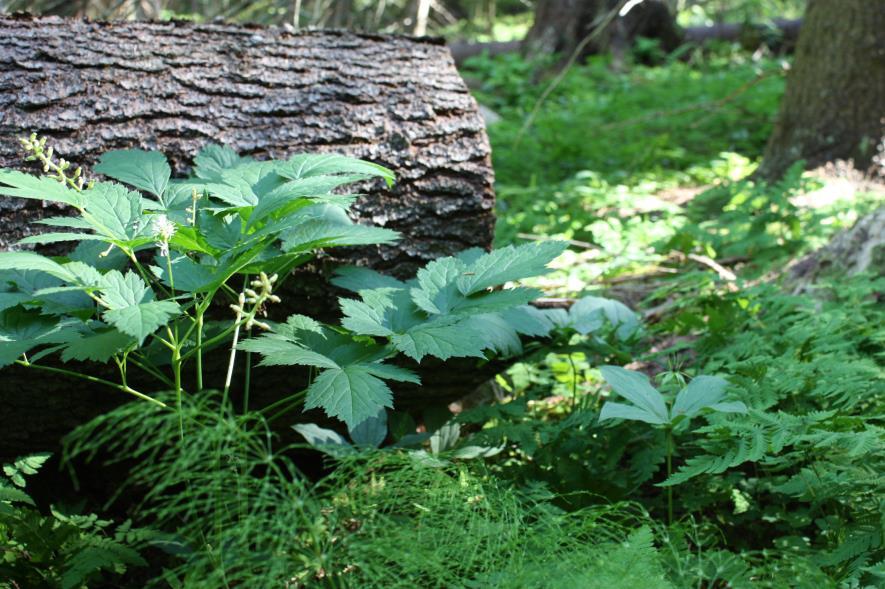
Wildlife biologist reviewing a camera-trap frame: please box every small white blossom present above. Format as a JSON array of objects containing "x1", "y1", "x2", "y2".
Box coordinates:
[{"x1": 152, "y1": 214, "x2": 176, "y2": 241}]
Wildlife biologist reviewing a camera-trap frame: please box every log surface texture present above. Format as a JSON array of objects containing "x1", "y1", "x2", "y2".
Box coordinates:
[{"x1": 0, "y1": 15, "x2": 496, "y2": 457}]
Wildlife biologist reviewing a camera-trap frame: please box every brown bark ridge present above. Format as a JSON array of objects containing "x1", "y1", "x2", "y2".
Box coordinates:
[
  {"x1": 758, "y1": 0, "x2": 885, "y2": 180},
  {"x1": 0, "y1": 15, "x2": 496, "y2": 458}
]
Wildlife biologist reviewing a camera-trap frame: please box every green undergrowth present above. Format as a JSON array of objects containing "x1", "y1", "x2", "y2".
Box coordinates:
[{"x1": 64, "y1": 394, "x2": 673, "y2": 589}]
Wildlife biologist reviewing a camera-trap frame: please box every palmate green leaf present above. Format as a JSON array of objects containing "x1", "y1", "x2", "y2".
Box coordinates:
[
  {"x1": 569, "y1": 296, "x2": 640, "y2": 339},
  {"x1": 103, "y1": 301, "x2": 180, "y2": 345},
  {"x1": 193, "y1": 144, "x2": 252, "y2": 182},
  {"x1": 0, "y1": 251, "x2": 75, "y2": 282},
  {"x1": 0, "y1": 307, "x2": 78, "y2": 367},
  {"x1": 60, "y1": 324, "x2": 134, "y2": 363},
  {"x1": 282, "y1": 221, "x2": 399, "y2": 251},
  {"x1": 97, "y1": 270, "x2": 178, "y2": 344},
  {"x1": 280, "y1": 153, "x2": 394, "y2": 188},
  {"x1": 599, "y1": 401, "x2": 666, "y2": 425},
  {"x1": 672, "y1": 375, "x2": 731, "y2": 418},
  {"x1": 201, "y1": 161, "x2": 285, "y2": 209},
  {"x1": 305, "y1": 364, "x2": 397, "y2": 429},
  {"x1": 331, "y1": 266, "x2": 407, "y2": 292},
  {"x1": 467, "y1": 313, "x2": 524, "y2": 356},
  {"x1": 80, "y1": 182, "x2": 151, "y2": 243},
  {"x1": 248, "y1": 174, "x2": 369, "y2": 225},
  {"x1": 237, "y1": 336, "x2": 338, "y2": 369},
  {"x1": 18, "y1": 232, "x2": 106, "y2": 246},
  {"x1": 99, "y1": 270, "x2": 151, "y2": 308},
  {"x1": 391, "y1": 317, "x2": 487, "y2": 362},
  {"x1": 94, "y1": 149, "x2": 171, "y2": 197},
  {"x1": 456, "y1": 241, "x2": 567, "y2": 295},
  {"x1": 0, "y1": 170, "x2": 84, "y2": 207},
  {"x1": 598, "y1": 366, "x2": 669, "y2": 425}
]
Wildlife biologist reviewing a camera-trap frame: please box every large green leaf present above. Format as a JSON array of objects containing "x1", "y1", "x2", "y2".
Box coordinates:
[
  {"x1": 280, "y1": 153, "x2": 394, "y2": 188},
  {"x1": 0, "y1": 307, "x2": 78, "y2": 367},
  {"x1": 0, "y1": 170, "x2": 83, "y2": 207},
  {"x1": 94, "y1": 149, "x2": 171, "y2": 197},
  {"x1": 672, "y1": 375, "x2": 746, "y2": 418},
  {"x1": 331, "y1": 267, "x2": 407, "y2": 292},
  {"x1": 569, "y1": 296, "x2": 640, "y2": 339},
  {"x1": 237, "y1": 336, "x2": 339, "y2": 369},
  {"x1": 0, "y1": 252, "x2": 74, "y2": 282},
  {"x1": 280, "y1": 219, "x2": 399, "y2": 252},
  {"x1": 599, "y1": 401, "x2": 667, "y2": 425},
  {"x1": 304, "y1": 364, "x2": 396, "y2": 429},
  {"x1": 598, "y1": 366, "x2": 669, "y2": 425},
  {"x1": 456, "y1": 241, "x2": 567, "y2": 295},
  {"x1": 97, "y1": 270, "x2": 177, "y2": 344},
  {"x1": 391, "y1": 317, "x2": 487, "y2": 362},
  {"x1": 103, "y1": 301, "x2": 180, "y2": 345},
  {"x1": 80, "y1": 182, "x2": 150, "y2": 243},
  {"x1": 98, "y1": 270, "x2": 151, "y2": 309},
  {"x1": 60, "y1": 324, "x2": 134, "y2": 362},
  {"x1": 193, "y1": 144, "x2": 252, "y2": 182}
]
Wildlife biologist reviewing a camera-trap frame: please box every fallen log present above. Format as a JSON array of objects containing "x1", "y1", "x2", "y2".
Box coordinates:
[{"x1": 0, "y1": 15, "x2": 496, "y2": 457}]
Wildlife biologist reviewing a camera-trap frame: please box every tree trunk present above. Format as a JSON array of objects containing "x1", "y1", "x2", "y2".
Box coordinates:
[
  {"x1": 758, "y1": 0, "x2": 885, "y2": 180},
  {"x1": 0, "y1": 15, "x2": 496, "y2": 458},
  {"x1": 521, "y1": 0, "x2": 681, "y2": 63}
]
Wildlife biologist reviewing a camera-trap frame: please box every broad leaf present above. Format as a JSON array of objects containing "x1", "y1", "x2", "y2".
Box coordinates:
[
  {"x1": 598, "y1": 366, "x2": 669, "y2": 425},
  {"x1": 280, "y1": 153, "x2": 394, "y2": 188},
  {"x1": 599, "y1": 401, "x2": 666, "y2": 425},
  {"x1": 81, "y1": 182, "x2": 150, "y2": 243},
  {"x1": 237, "y1": 336, "x2": 338, "y2": 369},
  {"x1": 331, "y1": 266, "x2": 407, "y2": 292},
  {"x1": 0, "y1": 307, "x2": 78, "y2": 367},
  {"x1": 392, "y1": 318, "x2": 487, "y2": 362},
  {"x1": 94, "y1": 149, "x2": 171, "y2": 197},
  {"x1": 292, "y1": 423, "x2": 355, "y2": 458},
  {"x1": 0, "y1": 252, "x2": 74, "y2": 282},
  {"x1": 304, "y1": 364, "x2": 396, "y2": 429},
  {"x1": 193, "y1": 144, "x2": 252, "y2": 182},
  {"x1": 456, "y1": 241, "x2": 567, "y2": 295},
  {"x1": 672, "y1": 375, "x2": 730, "y2": 418},
  {"x1": 103, "y1": 301, "x2": 180, "y2": 345},
  {"x1": 60, "y1": 325, "x2": 134, "y2": 362},
  {"x1": 348, "y1": 409, "x2": 388, "y2": 448},
  {"x1": 0, "y1": 170, "x2": 83, "y2": 207},
  {"x1": 570, "y1": 296, "x2": 639, "y2": 339}
]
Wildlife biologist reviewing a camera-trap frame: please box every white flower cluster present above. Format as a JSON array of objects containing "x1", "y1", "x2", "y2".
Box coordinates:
[{"x1": 152, "y1": 214, "x2": 176, "y2": 256}]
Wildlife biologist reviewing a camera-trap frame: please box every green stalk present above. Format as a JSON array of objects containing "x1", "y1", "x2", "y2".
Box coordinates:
[
  {"x1": 15, "y1": 360, "x2": 166, "y2": 408},
  {"x1": 195, "y1": 303, "x2": 204, "y2": 392},
  {"x1": 172, "y1": 344, "x2": 184, "y2": 440},
  {"x1": 243, "y1": 326, "x2": 252, "y2": 413},
  {"x1": 666, "y1": 427, "x2": 674, "y2": 525}
]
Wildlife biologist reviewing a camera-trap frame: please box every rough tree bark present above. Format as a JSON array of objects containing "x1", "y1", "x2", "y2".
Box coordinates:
[
  {"x1": 521, "y1": 0, "x2": 682, "y2": 62},
  {"x1": 0, "y1": 15, "x2": 496, "y2": 457},
  {"x1": 758, "y1": 0, "x2": 885, "y2": 179}
]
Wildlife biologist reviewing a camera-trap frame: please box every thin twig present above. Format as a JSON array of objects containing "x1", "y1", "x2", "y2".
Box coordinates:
[{"x1": 517, "y1": 0, "x2": 630, "y2": 142}]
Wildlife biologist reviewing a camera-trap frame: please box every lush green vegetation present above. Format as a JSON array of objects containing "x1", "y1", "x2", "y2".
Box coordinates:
[{"x1": 2, "y1": 20, "x2": 883, "y2": 589}]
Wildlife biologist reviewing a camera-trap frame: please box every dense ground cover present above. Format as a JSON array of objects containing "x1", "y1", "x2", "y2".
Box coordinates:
[{"x1": 2, "y1": 44, "x2": 883, "y2": 588}]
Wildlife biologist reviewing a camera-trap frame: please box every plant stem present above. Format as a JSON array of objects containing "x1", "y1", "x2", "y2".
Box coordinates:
[
  {"x1": 243, "y1": 326, "x2": 252, "y2": 413},
  {"x1": 172, "y1": 346, "x2": 184, "y2": 440},
  {"x1": 666, "y1": 427, "x2": 674, "y2": 525},
  {"x1": 195, "y1": 303, "x2": 204, "y2": 392},
  {"x1": 223, "y1": 308, "x2": 244, "y2": 408},
  {"x1": 15, "y1": 360, "x2": 167, "y2": 408}
]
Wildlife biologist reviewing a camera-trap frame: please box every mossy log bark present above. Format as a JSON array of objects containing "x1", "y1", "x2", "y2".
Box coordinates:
[{"x1": 0, "y1": 15, "x2": 496, "y2": 457}]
